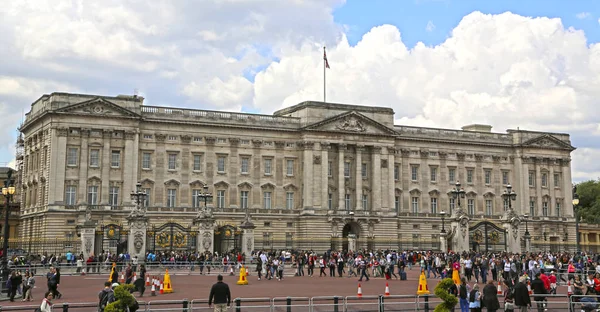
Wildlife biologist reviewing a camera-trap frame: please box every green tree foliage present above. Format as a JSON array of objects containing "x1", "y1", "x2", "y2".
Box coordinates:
[
  {"x1": 104, "y1": 284, "x2": 136, "y2": 312},
  {"x1": 433, "y1": 278, "x2": 458, "y2": 312},
  {"x1": 575, "y1": 180, "x2": 600, "y2": 224}
]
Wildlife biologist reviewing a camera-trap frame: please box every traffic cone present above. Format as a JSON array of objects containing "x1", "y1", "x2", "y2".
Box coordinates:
[
  {"x1": 146, "y1": 275, "x2": 150, "y2": 286},
  {"x1": 567, "y1": 281, "x2": 572, "y2": 296},
  {"x1": 384, "y1": 282, "x2": 390, "y2": 297},
  {"x1": 357, "y1": 283, "x2": 363, "y2": 298},
  {"x1": 81, "y1": 268, "x2": 86, "y2": 276},
  {"x1": 527, "y1": 280, "x2": 532, "y2": 295},
  {"x1": 120, "y1": 272, "x2": 125, "y2": 283},
  {"x1": 160, "y1": 281, "x2": 164, "y2": 294},
  {"x1": 497, "y1": 283, "x2": 503, "y2": 295},
  {"x1": 230, "y1": 266, "x2": 234, "y2": 276},
  {"x1": 132, "y1": 273, "x2": 137, "y2": 283},
  {"x1": 151, "y1": 284, "x2": 156, "y2": 296},
  {"x1": 417, "y1": 270, "x2": 430, "y2": 295}
]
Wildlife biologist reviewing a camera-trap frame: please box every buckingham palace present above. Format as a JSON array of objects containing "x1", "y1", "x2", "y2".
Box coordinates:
[{"x1": 16, "y1": 92, "x2": 577, "y2": 255}]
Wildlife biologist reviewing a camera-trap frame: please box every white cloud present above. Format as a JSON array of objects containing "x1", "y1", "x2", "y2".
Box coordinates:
[
  {"x1": 576, "y1": 12, "x2": 591, "y2": 19},
  {"x1": 426, "y1": 21, "x2": 436, "y2": 32}
]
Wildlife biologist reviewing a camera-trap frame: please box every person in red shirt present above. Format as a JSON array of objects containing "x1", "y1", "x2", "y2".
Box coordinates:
[
  {"x1": 594, "y1": 273, "x2": 600, "y2": 294},
  {"x1": 548, "y1": 271, "x2": 557, "y2": 294},
  {"x1": 540, "y1": 270, "x2": 551, "y2": 293}
]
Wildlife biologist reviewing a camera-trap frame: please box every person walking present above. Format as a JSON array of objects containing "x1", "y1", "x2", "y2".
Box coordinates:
[
  {"x1": 513, "y1": 276, "x2": 531, "y2": 312},
  {"x1": 481, "y1": 280, "x2": 500, "y2": 312},
  {"x1": 39, "y1": 291, "x2": 54, "y2": 312},
  {"x1": 22, "y1": 271, "x2": 35, "y2": 302},
  {"x1": 208, "y1": 275, "x2": 231, "y2": 312}
]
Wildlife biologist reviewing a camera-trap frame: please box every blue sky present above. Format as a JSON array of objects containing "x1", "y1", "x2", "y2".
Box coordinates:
[{"x1": 335, "y1": 0, "x2": 600, "y2": 48}]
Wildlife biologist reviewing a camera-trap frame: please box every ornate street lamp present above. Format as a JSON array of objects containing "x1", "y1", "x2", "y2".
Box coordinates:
[
  {"x1": 130, "y1": 182, "x2": 148, "y2": 213},
  {"x1": 196, "y1": 186, "x2": 213, "y2": 211},
  {"x1": 440, "y1": 210, "x2": 446, "y2": 233},
  {"x1": 501, "y1": 184, "x2": 517, "y2": 212},
  {"x1": 523, "y1": 214, "x2": 530, "y2": 236},
  {"x1": 573, "y1": 185, "x2": 580, "y2": 252},
  {"x1": 1, "y1": 169, "x2": 15, "y2": 291},
  {"x1": 450, "y1": 181, "x2": 466, "y2": 214}
]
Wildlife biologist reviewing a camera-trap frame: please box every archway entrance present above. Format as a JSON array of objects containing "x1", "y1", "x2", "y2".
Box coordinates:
[
  {"x1": 214, "y1": 225, "x2": 241, "y2": 254},
  {"x1": 469, "y1": 221, "x2": 507, "y2": 253},
  {"x1": 342, "y1": 222, "x2": 360, "y2": 252}
]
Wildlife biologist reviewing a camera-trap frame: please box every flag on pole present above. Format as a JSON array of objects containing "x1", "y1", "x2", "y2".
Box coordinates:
[{"x1": 323, "y1": 48, "x2": 330, "y2": 69}]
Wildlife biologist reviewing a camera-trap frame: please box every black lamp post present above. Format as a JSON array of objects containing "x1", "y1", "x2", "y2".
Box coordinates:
[
  {"x1": 451, "y1": 181, "x2": 466, "y2": 213},
  {"x1": 196, "y1": 186, "x2": 213, "y2": 210},
  {"x1": 440, "y1": 210, "x2": 446, "y2": 233},
  {"x1": 1, "y1": 169, "x2": 15, "y2": 290},
  {"x1": 130, "y1": 182, "x2": 148, "y2": 209},
  {"x1": 501, "y1": 184, "x2": 517, "y2": 212},
  {"x1": 523, "y1": 213, "x2": 530, "y2": 236},
  {"x1": 573, "y1": 185, "x2": 580, "y2": 252}
]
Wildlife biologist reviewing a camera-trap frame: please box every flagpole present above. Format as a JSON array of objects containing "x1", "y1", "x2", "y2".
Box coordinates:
[{"x1": 323, "y1": 46, "x2": 326, "y2": 103}]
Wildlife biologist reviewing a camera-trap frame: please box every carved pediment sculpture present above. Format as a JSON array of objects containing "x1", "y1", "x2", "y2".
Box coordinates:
[
  {"x1": 522, "y1": 134, "x2": 575, "y2": 151},
  {"x1": 336, "y1": 116, "x2": 367, "y2": 132},
  {"x1": 55, "y1": 98, "x2": 141, "y2": 118}
]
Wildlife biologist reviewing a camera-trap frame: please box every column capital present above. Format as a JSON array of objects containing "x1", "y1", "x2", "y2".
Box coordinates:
[
  {"x1": 400, "y1": 148, "x2": 410, "y2": 157},
  {"x1": 338, "y1": 143, "x2": 348, "y2": 150},
  {"x1": 103, "y1": 130, "x2": 113, "y2": 139},
  {"x1": 55, "y1": 127, "x2": 68, "y2": 137},
  {"x1": 356, "y1": 145, "x2": 365, "y2": 152},
  {"x1": 155, "y1": 133, "x2": 167, "y2": 142},
  {"x1": 320, "y1": 142, "x2": 330, "y2": 149},
  {"x1": 274, "y1": 141, "x2": 286, "y2": 149},
  {"x1": 125, "y1": 131, "x2": 137, "y2": 141},
  {"x1": 228, "y1": 137, "x2": 240, "y2": 146},
  {"x1": 251, "y1": 139, "x2": 263, "y2": 148},
  {"x1": 372, "y1": 146, "x2": 382, "y2": 154}
]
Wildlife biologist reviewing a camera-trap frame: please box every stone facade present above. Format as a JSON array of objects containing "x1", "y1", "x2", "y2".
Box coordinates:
[{"x1": 17, "y1": 92, "x2": 577, "y2": 254}]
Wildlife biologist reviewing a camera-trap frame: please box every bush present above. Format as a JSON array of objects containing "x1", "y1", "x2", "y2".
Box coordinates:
[
  {"x1": 104, "y1": 284, "x2": 136, "y2": 312},
  {"x1": 433, "y1": 278, "x2": 458, "y2": 312}
]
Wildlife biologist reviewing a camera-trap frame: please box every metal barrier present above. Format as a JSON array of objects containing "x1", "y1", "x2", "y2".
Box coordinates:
[
  {"x1": 233, "y1": 297, "x2": 272, "y2": 312},
  {"x1": 528, "y1": 294, "x2": 570, "y2": 312},
  {"x1": 189, "y1": 298, "x2": 212, "y2": 311},
  {"x1": 272, "y1": 297, "x2": 310, "y2": 312},
  {"x1": 146, "y1": 299, "x2": 190, "y2": 312},
  {"x1": 344, "y1": 295, "x2": 380, "y2": 312},
  {"x1": 379, "y1": 295, "x2": 419, "y2": 312},
  {"x1": 309, "y1": 296, "x2": 343, "y2": 312},
  {"x1": 569, "y1": 294, "x2": 600, "y2": 312}
]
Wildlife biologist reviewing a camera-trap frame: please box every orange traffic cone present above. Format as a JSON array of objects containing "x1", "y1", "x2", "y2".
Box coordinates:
[
  {"x1": 230, "y1": 266, "x2": 234, "y2": 276},
  {"x1": 357, "y1": 283, "x2": 363, "y2": 298},
  {"x1": 527, "y1": 280, "x2": 532, "y2": 295},
  {"x1": 384, "y1": 282, "x2": 390, "y2": 296},
  {"x1": 160, "y1": 282, "x2": 164, "y2": 294},
  {"x1": 81, "y1": 268, "x2": 86, "y2": 276},
  {"x1": 120, "y1": 272, "x2": 125, "y2": 283},
  {"x1": 497, "y1": 283, "x2": 503, "y2": 295},
  {"x1": 132, "y1": 272, "x2": 137, "y2": 283},
  {"x1": 567, "y1": 281, "x2": 572, "y2": 296},
  {"x1": 146, "y1": 275, "x2": 150, "y2": 286},
  {"x1": 151, "y1": 284, "x2": 156, "y2": 296}
]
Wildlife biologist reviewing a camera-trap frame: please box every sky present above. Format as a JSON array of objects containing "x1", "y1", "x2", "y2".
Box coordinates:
[{"x1": 1, "y1": 0, "x2": 600, "y2": 182}]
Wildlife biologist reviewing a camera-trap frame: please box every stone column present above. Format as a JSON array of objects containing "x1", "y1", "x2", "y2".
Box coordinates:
[
  {"x1": 450, "y1": 215, "x2": 470, "y2": 252},
  {"x1": 80, "y1": 221, "x2": 96, "y2": 257},
  {"x1": 195, "y1": 217, "x2": 215, "y2": 254},
  {"x1": 387, "y1": 147, "x2": 395, "y2": 213},
  {"x1": 77, "y1": 129, "x2": 89, "y2": 205},
  {"x1": 524, "y1": 232, "x2": 531, "y2": 252},
  {"x1": 127, "y1": 216, "x2": 148, "y2": 262},
  {"x1": 122, "y1": 131, "x2": 138, "y2": 204},
  {"x1": 338, "y1": 144, "x2": 346, "y2": 211},
  {"x1": 240, "y1": 220, "x2": 256, "y2": 257},
  {"x1": 302, "y1": 142, "x2": 314, "y2": 210},
  {"x1": 347, "y1": 233, "x2": 357, "y2": 252},
  {"x1": 101, "y1": 130, "x2": 112, "y2": 205},
  {"x1": 372, "y1": 147, "x2": 382, "y2": 212},
  {"x1": 503, "y1": 217, "x2": 521, "y2": 253},
  {"x1": 439, "y1": 232, "x2": 448, "y2": 253},
  {"x1": 48, "y1": 127, "x2": 67, "y2": 204},
  {"x1": 321, "y1": 142, "x2": 329, "y2": 211},
  {"x1": 355, "y1": 145, "x2": 363, "y2": 211}
]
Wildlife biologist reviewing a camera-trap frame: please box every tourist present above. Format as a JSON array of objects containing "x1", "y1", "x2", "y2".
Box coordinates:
[
  {"x1": 39, "y1": 291, "x2": 53, "y2": 312},
  {"x1": 531, "y1": 272, "x2": 548, "y2": 312},
  {"x1": 468, "y1": 284, "x2": 481, "y2": 312},
  {"x1": 23, "y1": 271, "x2": 35, "y2": 302},
  {"x1": 98, "y1": 282, "x2": 116, "y2": 312},
  {"x1": 481, "y1": 280, "x2": 500, "y2": 312},
  {"x1": 513, "y1": 276, "x2": 531, "y2": 312},
  {"x1": 208, "y1": 275, "x2": 231, "y2": 312},
  {"x1": 459, "y1": 278, "x2": 469, "y2": 312}
]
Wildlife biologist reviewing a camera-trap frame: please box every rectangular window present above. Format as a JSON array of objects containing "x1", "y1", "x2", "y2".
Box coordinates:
[
  {"x1": 529, "y1": 199, "x2": 536, "y2": 216},
  {"x1": 262, "y1": 232, "x2": 272, "y2": 248},
  {"x1": 263, "y1": 192, "x2": 272, "y2": 209},
  {"x1": 528, "y1": 171, "x2": 535, "y2": 186},
  {"x1": 394, "y1": 165, "x2": 400, "y2": 180},
  {"x1": 193, "y1": 154, "x2": 202, "y2": 171},
  {"x1": 241, "y1": 158, "x2": 249, "y2": 174},
  {"x1": 285, "y1": 233, "x2": 293, "y2": 249},
  {"x1": 430, "y1": 167, "x2": 437, "y2": 182},
  {"x1": 240, "y1": 191, "x2": 249, "y2": 209},
  {"x1": 168, "y1": 154, "x2": 177, "y2": 170},
  {"x1": 216, "y1": 190, "x2": 225, "y2": 209},
  {"x1": 485, "y1": 170, "x2": 491, "y2": 185},
  {"x1": 142, "y1": 188, "x2": 151, "y2": 207},
  {"x1": 111, "y1": 150, "x2": 121, "y2": 168},
  {"x1": 556, "y1": 201, "x2": 561, "y2": 216},
  {"x1": 430, "y1": 198, "x2": 437, "y2": 214},
  {"x1": 361, "y1": 163, "x2": 368, "y2": 178},
  {"x1": 411, "y1": 165, "x2": 419, "y2": 181},
  {"x1": 411, "y1": 197, "x2": 419, "y2": 213},
  {"x1": 142, "y1": 153, "x2": 151, "y2": 169},
  {"x1": 503, "y1": 199, "x2": 509, "y2": 211},
  {"x1": 218, "y1": 156, "x2": 226, "y2": 172},
  {"x1": 286, "y1": 192, "x2": 294, "y2": 209},
  {"x1": 344, "y1": 194, "x2": 352, "y2": 211},
  {"x1": 65, "y1": 186, "x2": 76, "y2": 205},
  {"x1": 67, "y1": 148, "x2": 78, "y2": 166},
  {"x1": 264, "y1": 159, "x2": 272, "y2": 175},
  {"x1": 542, "y1": 201, "x2": 549, "y2": 216},
  {"x1": 467, "y1": 169, "x2": 473, "y2": 183},
  {"x1": 167, "y1": 189, "x2": 177, "y2": 207},
  {"x1": 328, "y1": 161, "x2": 333, "y2": 177},
  {"x1": 394, "y1": 196, "x2": 400, "y2": 212},
  {"x1": 193, "y1": 137, "x2": 202, "y2": 142},
  {"x1": 286, "y1": 159, "x2": 294, "y2": 176},
  {"x1": 87, "y1": 186, "x2": 98, "y2": 205},
  {"x1": 328, "y1": 193, "x2": 333, "y2": 210},
  {"x1": 485, "y1": 199, "x2": 493, "y2": 216},
  {"x1": 89, "y1": 149, "x2": 100, "y2": 167},
  {"x1": 467, "y1": 199, "x2": 475, "y2": 215},
  {"x1": 362, "y1": 195, "x2": 368, "y2": 211},
  {"x1": 554, "y1": 173, "x2": 560, "y2": 187},
  {"x1": 109, "y1": 186, "x2": 119, "y2": 208},
  {"x1": 344, "y1": 162, "x2": 351, "y2": 178},
  {"x1": 449, "y1": 198, "x2": 455, "y2": 210},
  {"x1": 541, "y1": 173, "x2": 548, "y2": 187},
  {"x1": 168, "y1": 135, "x2": 177, "y2": 141},
  {"x1": 192, "y1": 189, "x2": 201, "y2": 208},
  {"x1": 502, "y1": 171, "x2": 509, "y2": 185},
  {"x1": 448, "y1": 168, "x2": 456, "y2": 183}
]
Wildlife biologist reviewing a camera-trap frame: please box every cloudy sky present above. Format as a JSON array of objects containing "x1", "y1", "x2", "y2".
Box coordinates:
[{"x1": 1, "y1": 0, "x2": 599, "y2": 181}]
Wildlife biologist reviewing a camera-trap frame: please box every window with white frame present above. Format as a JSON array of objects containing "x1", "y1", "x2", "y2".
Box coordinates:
[
  {"x1": 168, "y1": 153, "x2": 177, "y2": 170},
  {"x1": 395, "y1": 196, "x2": 400, "y2": 212},
  {"x1": 109, "y1": 186, "x2": 119, "y2": 208},
  {"x1": 361, "y1": 163, "x2": 368, "y2": 178},
  {"x1": 263, "y1": 191, "x2": 272, "y2": 209},
  {"x1": 554, "y1": 173, "x2": 560, "y2": 187},
  {"x1": 216, "y1": 190, "x2": 225, "y2": 209},
  {"x1": 217, "y1": 156, "x2": 226, "y2": 172},
  {"x1": 286, "y1": 192, "x2": 294, "y2": 209},
  {"x1": 89, "y1": 149, "x2": 100, "y2": 167},
  {"x1": 528, "y1": 171, "x2": 535, "y2": 186},
  {"x1": 542, "y1": 200, "x2": 549, "y2": 216},
  {"x1": 466, "y1": 169, "x2": 474, "y2": 183},
  {"x1": 503, "y1": 199, "x2": 509, "y2": 211},
  {"x1": 192, "y1": 189, "x2": 201, "y2": 208},
  {"x1": 167, "y1": 189, "x2": 177, "y2": 207},
  {"x1": 241, "y1": 157, "x2": 250, "y2": 174},
  {"x1": 450, "y1": 198, "x2": 455, "y2": 210},
  {"x1": 555, "y1": 200, "x2": 561, "y2": 216},
  {"x1": 485, "y1": 199, "x2": 493, "y2": 216},
  {"x1": 193, "y1": 154, "x2": 202, "y2": 171},
  {"x1": 286, "y1": 159, "x2": 294, "y2": 176},
  {"x1": 328, "y1": 161, "x2": 332, "y2": 177},
  {"x1": 394, "y1": 164, "x2": 400, "y2": 180},
  {"x1": 467, "y1": 199, "x2": 475, "y2": 215},
  {"x1": 142, "y1": 188, "x2": 151, "y2": 207},
  {"x1": 430, "y1": 198, "x2": 437, "y2": 214},
  {"x1": 344, "y1": 161, "x2": 351, "y2": 178},
  {"x1": 65, "y1": 186, "x2": 76, "y2": 205},
  {"x1": 411, "y1": 197, "x2": 419, "y2": 213},
  {"x1": 448, "y1": 168, "x2": 456, "y2": 183},
  {"x1": 362, "y1": 195, "x2": 368, "y2": 210},
  {"x1": 142, "y1": 153, "x2": 151, "y2": 169},
  {"x1": 328, "y1": 193, "x2": 332, "y2": 210},
  {"x1": 344, "y1": 194, "x2": 352, "y2": 211},
  {"x1": 264, "y1": 158, "x2": 272, "y2": 175},
  {"x1": 542, "y1": 173, "x2": 548, "y2": 187},
  {"x1": 87, "y1": 186, "x2": 99, "y2": 205},
  {"x1": 411, "y1": 165, "x2": 419, "y2": 181},
  {"x1": 502, "y1": 171, "x2": 509, "y2": 185},
  {"x1": 67, "y1": 148, "x2": 78, "y2": 166},
  {"x1": 529, "y1": 198, "x2": 536, "y2": 216},
  {"x1": 485, "y1": 170, "x2": 491, "y2": 185},
  {"x1": 240, "y1": 191, "x2": 249, "y2": 209},
  {"x1": 430, "y1": 167, "x2": 437, "y2": 182},
  {"x1": 111, "y1": 150, "x2": 121, "y2": 168}
]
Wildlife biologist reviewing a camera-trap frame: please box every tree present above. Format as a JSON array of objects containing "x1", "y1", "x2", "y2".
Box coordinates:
[
  {"x1": 104, "y1": 284, "x2": 137, "y2": 312},
  {"x1": 575, "y1": 180, "x2": 600, "y2": 224}
]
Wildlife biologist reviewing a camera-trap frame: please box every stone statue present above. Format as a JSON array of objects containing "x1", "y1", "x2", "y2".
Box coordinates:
[
  {"x1": 129, "y1": 202, "x2": 146, "y2": 218},
  {"x1": 85, "y1": 206, "x2": 92, "y2": 222},
  {"x1": 197, "y1": 205, "x2": 213, "y2": 219}
]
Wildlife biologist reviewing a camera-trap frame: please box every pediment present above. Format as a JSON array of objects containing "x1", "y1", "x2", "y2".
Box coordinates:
[
  {"x1": 164, "y1": 179, "x2": 180, "y2": 186},
  {"x1": 283, "y1": 183, "x2": 298, "y2": 191},
  {"x1": 189, "y1": 180, "x2": 206, "y2": 187},
  {"x1": 522, "y1": 134, "x2": 575, "y2": 151},
  {"x1": 303, "y1": 111, "x2": 397, "y2": 136},
  {"x1": 54, "y1": 98, "x2": 141, "y2": 118},
  {"x1": 260, "y1": 182, "x2": 276, "y2": 190}
]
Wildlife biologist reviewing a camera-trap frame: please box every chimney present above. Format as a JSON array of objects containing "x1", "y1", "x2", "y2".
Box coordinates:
[{"x1": 461, "y1": 124, "x2": 492, "y2": 133}]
